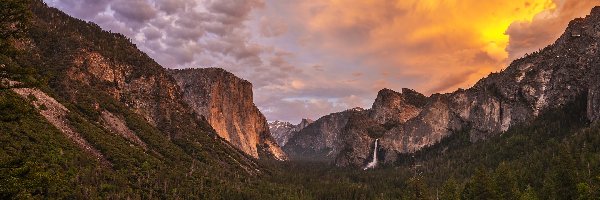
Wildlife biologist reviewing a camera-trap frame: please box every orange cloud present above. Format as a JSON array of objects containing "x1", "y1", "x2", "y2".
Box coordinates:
[
  {"x1": 291, "y1": 0, "x2": 596, "y2": 93},
  {"x1": 506, "y1": 0, "x2": 600, "y2": 61}
]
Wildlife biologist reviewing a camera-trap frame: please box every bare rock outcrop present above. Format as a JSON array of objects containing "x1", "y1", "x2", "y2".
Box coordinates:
[
  {"x1": 169, "y1": 68, "x2": 287, "y2": 160},
  {"x1": 100, "y1": 110, "x2": 147, "y2": 149},
  {"x1": 370, "y1": 88, "x2": 427, "y2": 125},
  {"x1": 12, "y1": 88, "x2": 110, "y2": 166},
  {"x1": 589, "y1": 70, "x2": 600, "y2": 121}
]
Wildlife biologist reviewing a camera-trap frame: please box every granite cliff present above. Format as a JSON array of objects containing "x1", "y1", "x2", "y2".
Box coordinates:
[{"x1": 169, "y1": 68, "x2": 286, "y2": 160}]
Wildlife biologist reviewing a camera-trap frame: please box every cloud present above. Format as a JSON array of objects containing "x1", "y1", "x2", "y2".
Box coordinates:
[
  {"x1": 46, "y1": 0, "x2": 112, "y2": 19},
  {"x1": 207, "y1": 0, "x2": 264, "y2": 25},
  {"x1": 111, "y1": 0, "x2": 158, "y2": 25},
  {"x1": 259, "y1": 17, "x2": 288, "y2": 37},
  {"x1": 257, "y1": 95, "x2": 371, "y2": 123},
  {"x1": 142, "y1": 26, "x2": 162, "y2": 41},
  {"x1": 289, "y1": 0, "x2": 564, "y2": 93},
  {"x1": 252, "y1": 0, "x2": 598, "y2": 122},
  {"x1": 312, "y1": 65, "x2": 325, "y2": 71},
  {"x1": 259, "y1": 98, "x2": 341, "y2": 123},
  {"x1": 428, "y1": 70, "x2": 478, "y2": 94},
  {"x1": 506, "y1": 0, "x2": 600, "y2": 61},
  {"x1": 155, "y1": 0, "x2": 189, "y2": 14}
]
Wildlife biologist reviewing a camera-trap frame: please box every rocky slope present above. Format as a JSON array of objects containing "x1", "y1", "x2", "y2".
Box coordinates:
[
  {"x1": 11, "y1": 87, "x2": 110, "y2": 166},
  {"x1": 2, "y1": 0, "x2": 271, "y2": 189},
  {"x1": 268, "y1": 118, "x2": 313, "y2": 147},
  {"x1": 169, "y1": 68, "x2": 286, "y2": 160},
  {"x1": 285, "y1": 6, "x2": 600, "y2": 168}
]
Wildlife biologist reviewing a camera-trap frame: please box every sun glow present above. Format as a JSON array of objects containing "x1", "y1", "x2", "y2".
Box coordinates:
[{"x1": 479, "y1": 0, "x2": 556, "y2": 60}]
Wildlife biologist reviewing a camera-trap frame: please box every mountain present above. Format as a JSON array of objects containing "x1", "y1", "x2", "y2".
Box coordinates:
[
  {"x1": 370, "y1": 88, "x2": 428, "y2": 125},
  {"x1": 284, "y1": 6, "x2": 600, "y2": 168},
  {"x1": 169, "y1": 68, "x2": 286, "y2": 160},
  {"x1": 269, "y1": 121, "x2": 296, "y2": 146},
  {"x1": 268, "y1": 118, "x2": 313, "y2": 147},
  {"x1": 284, "y1": 107, "x2": 367, "y2": 161},
  {"x1": 0, "y1": 1, "x2": 288, "y2": 198}
]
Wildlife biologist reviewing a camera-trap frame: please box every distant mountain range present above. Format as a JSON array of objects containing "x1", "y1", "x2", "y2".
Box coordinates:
[{"x1": 268, "y1": 118, "x2": 313, "y2": 147}]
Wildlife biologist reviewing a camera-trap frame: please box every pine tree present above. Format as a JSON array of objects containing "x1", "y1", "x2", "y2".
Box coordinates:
[
  {"x1": 555, "y1": 147, "x2": 578, "y2": 200},
  {"x1": 519, "y1": 186, "x2": 538, "y2": 200},
  {"x1": 576, "y1": 182, "x2": 591, "y2": 200},
  {"x1": 441, "y1": 177, "x2": 461, "y2": 200},
  {"x1": 405, "y1": 177, "x2": 429, "y2": 200},
  {"x1": 461, "y1": 168, "x2": 496, "y2": 200},
  {"x1": 494, "y1": 162, "x2": 519, "y2": 200}
]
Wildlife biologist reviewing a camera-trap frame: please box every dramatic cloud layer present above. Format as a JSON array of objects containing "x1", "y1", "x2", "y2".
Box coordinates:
[{"x1": 45, "y1": 0, "x2": 599, "y2": 123}]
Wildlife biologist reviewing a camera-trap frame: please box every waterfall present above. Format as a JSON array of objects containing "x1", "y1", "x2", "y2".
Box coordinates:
[{"x1": 363, "y1": 139, "x2": 379, "y2": 170}]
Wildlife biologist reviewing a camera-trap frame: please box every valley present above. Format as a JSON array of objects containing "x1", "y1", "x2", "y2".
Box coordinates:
[{"x1": 1, "y1": 0, "x2": 600, "y2": 199}]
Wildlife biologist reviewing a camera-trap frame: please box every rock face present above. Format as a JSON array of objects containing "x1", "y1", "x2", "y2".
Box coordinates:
[
  {"x1": 298, "y1": 118, "x2": 314, "y2": 130},
  {"x1": 370, "y1": 88, "x2": 428, "y2": 125},
  {"x1": 285, "y1": 7, "x2": 600, "y2": 168},
  {"x1": 269, "y1": 118, "x2": 314, "y2": 146},
  {"x1": 589, "y1": 71, "x2": 600, "y2": 121},
  {"x1": 284, "y1": 108, "x2": 366, "y2": 161},
  {"x1": 169, "y1": 68, "x2": 287, "y2": 160}
]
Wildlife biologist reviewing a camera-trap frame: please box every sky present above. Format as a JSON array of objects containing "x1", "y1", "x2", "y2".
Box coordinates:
[{"x1": 44, "y1": 0, "x2": 600, "y2": 123}]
